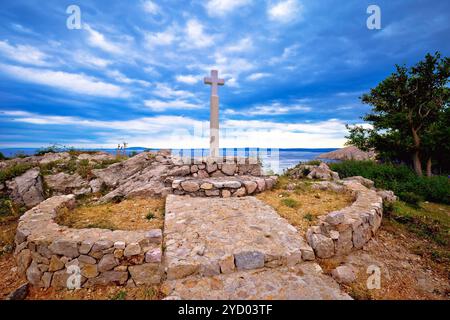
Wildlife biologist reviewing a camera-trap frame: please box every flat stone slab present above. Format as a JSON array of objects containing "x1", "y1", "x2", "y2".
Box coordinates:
[
  {"x1": 162, "y1": 263, "x2": 352, "y2": 300},
  {"x1": 164, "y1": 195, "x2": 314, "y2": 280}
]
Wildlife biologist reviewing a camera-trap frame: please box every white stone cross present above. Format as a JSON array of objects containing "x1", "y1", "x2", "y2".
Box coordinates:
[{"x1": 204, "y1": 70, "x2": 225, "y2": 158}]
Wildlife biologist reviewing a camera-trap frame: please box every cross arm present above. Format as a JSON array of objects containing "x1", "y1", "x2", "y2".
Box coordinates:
[{"x1": 204, "y1": 77, "x2": 212, "y2": 85}]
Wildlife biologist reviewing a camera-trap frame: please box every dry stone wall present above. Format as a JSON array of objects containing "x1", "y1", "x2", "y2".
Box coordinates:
[
  {"x1": 166, "y1": 175, "x2": 277, "y2": 198},
  {"x1": 306, "y1": 179, "x2": 384, "y2": 259},
  {"x1": 14, "y1": 195, "x2": 163, "y2": 289}
]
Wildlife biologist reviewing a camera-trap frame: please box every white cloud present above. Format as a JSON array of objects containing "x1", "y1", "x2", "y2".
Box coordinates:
[
  {"x1": 0, "y1": 40, "x2": 49, "y2": 66},
  {"x1": 106, "y1": 70, "x2": 151, "y2": 87},
  {"x1": 142, "y1": 0, "x2": 160, "y2": 14},
  {"x1": 184, "y1": 19, "x2": 214, "y2": 48},
  {"x1": 84, "y1": 24, "x2": 122, "y2": 54},
  {"x1": 73, "y1": 51, "x2": 112, "y2": 68},
  {"x1": 145, "y1": 28, "x2": 176, "y2": 46},
  {"x1": 246, "y1": 72, "x2": 271, "y2": 81},
  {"x1": 269, "y1": 43, "x2": 300, "y2": 64},
  {"x1": 224, "y1": 37, "x2": 253, "y2": 53},
  {"x1": 225, "y1": 102, "x2": 311, "y2": 115},
  {"x1": 144, "y1": 99, "x2": 202, "y2": 111},
  {"x1": 268, "y1": 0, "x2": 303, "y2": 23},
  {"x1": 1, "y1": 110, "x2": 347, "y2": 148},
  {"x1": 11, "y1": 23, "x2": 35, "y2": 35},
  {"x1": 153, "y1": 83, "x2": 194, "y2": 99},
  {"x1": 205, "y1": 0, "x2": 252, "y2": 16},
  {"x1": 176, "y1": 75, "x2": 200, "y2": 85},
  {"x1": 0, "y1": 63, "x2": 129, "y2": 98}
]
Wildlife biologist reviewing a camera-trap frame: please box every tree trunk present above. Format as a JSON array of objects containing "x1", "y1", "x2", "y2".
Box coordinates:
[
  {"x1": 411, "y1": 127, "x2": 423, "y2": 176},
  {"x1": 412, "y1": 151, "x2": 423, "y2": 176},
  {"x1": 426, "y1": 157, "x2": 432, "y2": 177}
]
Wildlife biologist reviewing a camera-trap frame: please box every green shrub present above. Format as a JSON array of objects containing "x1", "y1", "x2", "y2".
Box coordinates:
[
  {"x1": 0, "y1": 196, "x2": 14, "y2": 216},
  {"x1": 111, "y1": 290, "x2": 127, "y2": 300},
  {"x1": 0, "y1": 152, "x2": 6, "y2": 160},
  {"x1": 0, "y1": 163, "x2": 33, "y2": 184},
  {"x1": 304, "y1": 160, "x2": 321, "y2": 166},
  {"x1": 398, "y1": 192, "x2": 422, "y2": 207},
  {"x1": 281, "y1": 198, "x2": 299, "y2": 208},
  {"x1": 35, "y1": 144, "x2": 63, "y2": 156},
  {"x1": 146, "y1": 212, "x2": 155, "y2": 220},
  {"x1": 329, "y1": 161, "x2": 450, "y2": 204},
  {"x1": 77, "y1": 159, "x2": 91, "y2": 178}
]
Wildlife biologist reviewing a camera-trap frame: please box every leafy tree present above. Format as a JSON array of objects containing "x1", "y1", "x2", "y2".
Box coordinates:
[
  {"x1": 347, "y1": 52, "x2": 450, "y2": 176},
  {"x1": 0, "y1": 151, "x2": 6, "y2": 160}
]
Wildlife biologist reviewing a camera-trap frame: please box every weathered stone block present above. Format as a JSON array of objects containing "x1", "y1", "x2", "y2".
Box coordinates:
[
  {"x1": 49, "y1": 240, "x2": 79, "y2": 258},
  {"x1": 129, "y1": 263, "x2": 161, "y2": 285},
  {"x1": 308, "y1": 233, "x2": 335, "y2": 259},
  {"x1": 124, "y1": 243, "x2": 141, "y2": 257},
  {"x1": 219, "y1": 255, "x2": 235, "y2": 274},
  {"x1": 234, "y1": 251, "x2": 265, "y2": 271},
  {"x1": 98, "y1": 254, "x2": 118, "y2": 272},
  {"x1": 181, "y1": 180, "x2": 200, "y2": 192}
]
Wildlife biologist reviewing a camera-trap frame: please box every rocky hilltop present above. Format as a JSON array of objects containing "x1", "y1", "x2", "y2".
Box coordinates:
[{"x1": 0, "y1": 150, "x2": 270, "y2": 210}]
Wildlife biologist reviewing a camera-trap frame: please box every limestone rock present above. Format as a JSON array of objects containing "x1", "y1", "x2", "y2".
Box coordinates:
[
  {"x1": 6, "y1": 168, "x2": 44, "y2": 208},
  {"x1": 16, "y1": 249, "x2": 32, "y2": 274},
  {"x1": 232, "y1": 187, "x2": 246, "y2": 197},
  {"x1": 124, "y1": 243, "x2": 141, "y2": 257},
  {"x1": 81, "y1": 264, "x2": 99, "y2": 279},
  {"x1": 42, "y1": 272, "x2": 53, "y2": 288},
  {"x1": 45, "y1": 172, "x2": 89, "y2": 195},
  {"x1": 145, "y1": 249, "x2": 162, "y2": 263},
  {"x1": 6, "y1": 283, "x2": 29, "y2": 300},
  {"x1": 91, "y1": 239, "x2": 113, "y2": 252},
  {"x1": 377, "y1": 190, "x2": 397, "y2": 203},
  {"x1": 206, "y1": 162, "x2": 217, "y2": 173},
  {"x1": 49, "y1": 240, "x2": 79, "y2": 258},
  {"x1": 343, "y1": 176, "x2": 374, "y2": 189},
  {"x1": 84, "y1": 271, "x2": 128, "y2": 287},
  {"x1": 331, "y1": 265, "x2": 356, "y2": 284},
  {"x1": 219, "y1": 255, "x2": 236, "y2": 274},
  {"x1": 98, "y1": 254, "x2": 118, "y2": 272},
  {"x1": 222, "y1": 190, "x2": 231, "y2": 198},
  {"x1": 307, "y1": 233, "x2": 335, "y2": 258},
  {"x1": 26, "y1": 261, "x2": 42, "y2": 286},
  {"x1": 129, "y1": 263, "x2": 161, "y2": 285},
  {"x1": 221, "y1": 163, "x2": 236, "y2": 176},
  {"x1": 243, "y1": 181, "x2": 257, "y2": 194},
  {"x1": 181, "y1": 181, "x2": 200, "y2": 192},
  {"x1": 48, "y1": 255, "x2": 65, "y2": 272},
  {"x1": 234, "y1": 251, "x2": 265, "y2": 271}
]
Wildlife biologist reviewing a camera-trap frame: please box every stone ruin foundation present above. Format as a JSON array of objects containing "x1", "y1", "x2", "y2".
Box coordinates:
[{"x1": 13, "y1": 155, "x2": 391, "y2": 293}]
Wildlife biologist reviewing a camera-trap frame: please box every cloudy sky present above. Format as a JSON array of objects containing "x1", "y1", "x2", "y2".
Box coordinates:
[{"x1": 0, "y1": 0, "x2": 449, "y2": 149}]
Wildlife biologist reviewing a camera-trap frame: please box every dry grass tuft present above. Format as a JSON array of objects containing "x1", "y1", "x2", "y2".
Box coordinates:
[
  {"x1": 257, "y1": 179, "x2": 353, "y2": 234},
  {"x1": 56, "y1": 198, "x2": 165, "y2": 231}
]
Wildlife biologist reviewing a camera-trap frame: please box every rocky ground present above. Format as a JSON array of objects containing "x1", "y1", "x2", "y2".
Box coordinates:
[
  {"x1": 1, "y1": 151, "x2": 448, "y2": 300},
  {"x1": 319, "y1": 222, "x2": 449, "y2": 300},
  {"x1": 1, "y1": 217, "x2": 447, "y2": 300}
]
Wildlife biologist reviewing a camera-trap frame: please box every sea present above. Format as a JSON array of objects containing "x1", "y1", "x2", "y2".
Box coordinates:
[{"x1": 0, "y1": 147, "x2": 339, "y2": 174}]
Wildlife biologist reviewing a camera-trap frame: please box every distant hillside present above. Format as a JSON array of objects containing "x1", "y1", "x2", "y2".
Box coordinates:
[{"x1": 316, "y1": 146, "x2": 376, "y2": 161}]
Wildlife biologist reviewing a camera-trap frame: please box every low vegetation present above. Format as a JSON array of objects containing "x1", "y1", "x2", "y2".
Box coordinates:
[
  {"x1": 329, "y1": 160, "x2": 450, "y2": 204},
  {"x1": 256, "y1": 176, "x2": 353, "y2": 233},
  {"x1": 56, "y1": 198, "x2": 165, "y2": 231},
  {"x1": 0, "y1": 163, "x2": 33, "y2": 184},
  {"x1": 384, "y1": 201, "x2": 449, "y2": 253}
]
